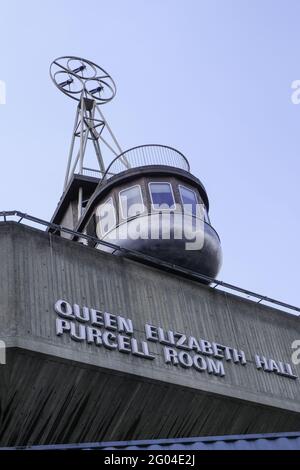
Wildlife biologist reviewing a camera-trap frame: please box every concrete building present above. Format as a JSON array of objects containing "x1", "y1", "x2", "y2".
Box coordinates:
[
  {"x1": 0, "y1": 57, "x2": 299, "y2": 448},
  {"x1": 0, "y1": 211, "x2": 299, "y2": 446}
]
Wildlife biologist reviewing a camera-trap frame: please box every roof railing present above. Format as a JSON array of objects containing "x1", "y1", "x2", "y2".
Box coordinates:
[
  {"x1": 81, "y1": 167, "x2": 115, "y2": 179},
  {"x1": 80, "y1": 145, "x2": 190, "y2": 182},
  {"x1": 102, "y1": 144, "x2": 190, "y2": 181},
  {"x1": 0, "y1": 210, "x2": 299, "y2": 316}
]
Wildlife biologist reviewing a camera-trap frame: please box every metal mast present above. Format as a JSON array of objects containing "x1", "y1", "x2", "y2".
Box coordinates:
[{"x1": 50, "y1": 56, "x2": 125, "y2": 218}]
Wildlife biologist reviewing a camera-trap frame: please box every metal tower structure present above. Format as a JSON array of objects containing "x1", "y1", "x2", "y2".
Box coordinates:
[{"x1": 50, "y1": 56, "x2": 126, "y2": 216}]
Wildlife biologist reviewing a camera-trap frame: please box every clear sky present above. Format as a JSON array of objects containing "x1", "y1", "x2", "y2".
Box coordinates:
[{"x1": 0, "y1": 0, "x2": 299, "y2": 307}]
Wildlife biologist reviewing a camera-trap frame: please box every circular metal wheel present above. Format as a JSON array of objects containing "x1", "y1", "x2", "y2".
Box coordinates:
[{"x1": 50, "y1": 56, "x2": 116, "y2": 104}]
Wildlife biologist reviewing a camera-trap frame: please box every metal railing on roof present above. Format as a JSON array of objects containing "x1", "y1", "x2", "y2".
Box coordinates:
[
  {"x1": 0, "y1": 210, "x2": 299, "y2": 316},
  {"x1": 102, "y1": 144, "x2": 190, "y2": 181},
  {"x1": 80, "y1": 145, "x2": 190, "y2": 183},
  {"x1": 82, "y1": 167, "x2": 102, "y2": 178},
  {"x1": 81, "y1": 167, "x2": 116, "y2": 179}
]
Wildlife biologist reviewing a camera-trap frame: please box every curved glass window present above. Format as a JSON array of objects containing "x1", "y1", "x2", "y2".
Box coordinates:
[
  {"x1": 96, "y1": 198, "x2": 116, "y2": 237},
  {"x1": 149, "y1": 182, "x2": 175, "y2": 210},
  {"x1": 119, "y1": 185, "x2": 144, "y2": 219},
  {"x1": 179, "y1": 185, "x2": 209, "y2": 222},
  {"x1": 179, "y1": 186, "x2": 198, "y2": 216}
]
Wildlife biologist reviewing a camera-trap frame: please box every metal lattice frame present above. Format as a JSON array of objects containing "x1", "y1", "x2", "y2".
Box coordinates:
[{"x1": 50, "y1": 56, "x2": 125, "y2": 217}]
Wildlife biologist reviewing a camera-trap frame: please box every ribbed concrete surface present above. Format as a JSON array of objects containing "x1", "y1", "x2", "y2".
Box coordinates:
[{"x1": 0, "y1": 222, "x2": 300, "y2": 445}]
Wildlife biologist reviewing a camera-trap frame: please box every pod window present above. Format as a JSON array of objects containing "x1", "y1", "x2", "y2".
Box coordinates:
[
  {"x1": 119, "y1": 185, "x2": 144, "y2": 219},
  {"x1": 179, "y1": 185, "x2": 199, "y2": 216},
  {"x1": 179, "y1": 185, "x2": 210, "y2": 222},
  {"x1": 149, "y1": 182, "x2": 175, "y2": 210}
]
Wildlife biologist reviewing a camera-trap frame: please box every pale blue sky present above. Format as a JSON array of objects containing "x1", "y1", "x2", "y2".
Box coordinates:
[{"x1": 0, "y1": 0, "x2": 299, "y2": 306}]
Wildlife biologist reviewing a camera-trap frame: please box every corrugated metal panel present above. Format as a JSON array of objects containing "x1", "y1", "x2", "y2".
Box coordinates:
[
  {"x1": 89, "y1": 432, "x2": 300, "y2": 450},
  {"x1": 2, "y1": 432, "x2": 300, "y2": 450}
]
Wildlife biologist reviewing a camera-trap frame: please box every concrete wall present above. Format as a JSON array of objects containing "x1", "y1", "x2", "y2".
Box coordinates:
[
  {"x1": 59, "y1": 200, "x2": 78, "y2": 239},
  {"x1": 0, "y1": 222, "x2": 300, "y2": 445}
]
